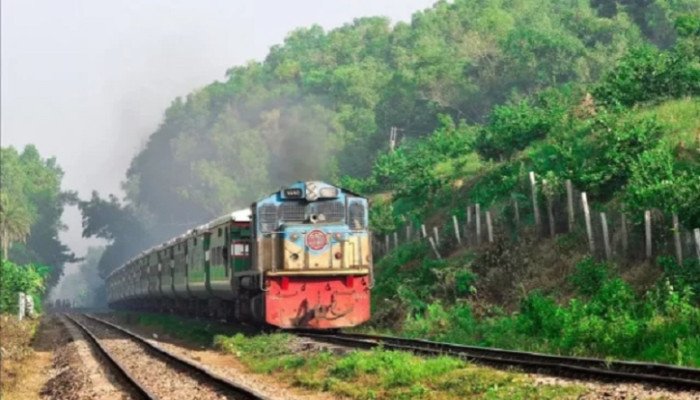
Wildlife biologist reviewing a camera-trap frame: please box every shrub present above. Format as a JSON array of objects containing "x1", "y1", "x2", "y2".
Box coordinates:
[
  {"x1": 625, "y1": 146, "x2": 700, "y2": 227},
  {"x1": 0, "y1": 259, "x2": 49, "y2": 314},
  {"x1": 594, "y1": 44, "x2": 700, "y2": 107},
  {"x1": 569, "y1": 257, "x2": 610, "y2": 297}
]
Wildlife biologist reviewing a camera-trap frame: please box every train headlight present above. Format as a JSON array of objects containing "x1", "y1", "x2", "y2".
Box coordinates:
[{"x1": 319, "y1": 187, "x2": 338, "y2": 198}]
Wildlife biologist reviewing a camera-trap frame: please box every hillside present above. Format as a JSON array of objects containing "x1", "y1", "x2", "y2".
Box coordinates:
[{"x1": 358, "y1": 21, "x2": 700, "y2": 366}]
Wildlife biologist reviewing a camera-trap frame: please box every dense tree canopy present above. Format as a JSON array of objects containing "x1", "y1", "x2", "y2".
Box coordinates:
[
  {"x1": 0, "y1": 145, "x2": 75, "y2": 287},
  {"x1": 78, "y1": 0, "x2": 699, "y2": 278},
  {"x1": 122, "y1": 0, "x2": 665, "y2": 237}
]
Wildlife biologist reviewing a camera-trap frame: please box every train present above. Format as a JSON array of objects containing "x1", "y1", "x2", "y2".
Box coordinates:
[{"x1": 106, "y1": 181, "x2": 373, "y2": 329}]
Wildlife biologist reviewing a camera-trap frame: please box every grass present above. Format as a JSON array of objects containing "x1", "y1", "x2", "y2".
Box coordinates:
[
  {"x1": 640, "y1": 97, "x2": 700, "y2": 150},
  {"x1": 213, "y1": 333, "x2": 586, "y2": 399},
  {"x1": 113, "y1": 311, "x2": 239, "y2": 346},
  {"x1": 119, "y1": 312, "x2": 587, "y2": 399},
  {"x1": 0, "y1": 315, "x2": 43, "y2": 400}
]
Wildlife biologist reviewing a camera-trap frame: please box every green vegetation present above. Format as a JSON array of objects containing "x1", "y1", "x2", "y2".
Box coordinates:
[
  {"x1": 0, "y1": 145, "x2": 75, "y2": 288},
  {"x1": 87, "y1": 0, "x2": 700, "y2": 278},
  {"x1": 116, "y1": 312, "x2": 586, "y2": 398},
  {"x1": 0, "y1": 259, "x2": 49, "y2": 315},
  {"x1": 114, "y1": 312, "x2": 238, "y2": 346},
  {"x1": 84, "y1": 0, "x2": 700, "y2": 373},
  {"x1": 406, "y1": 260, "x2": 699, "y2": 366},
  {"x1": 212, "y1": 333, "x2": 586, "y2": 399},
  {"x1": 371, "y1": 245, "x2": 700, "y2": 366}
]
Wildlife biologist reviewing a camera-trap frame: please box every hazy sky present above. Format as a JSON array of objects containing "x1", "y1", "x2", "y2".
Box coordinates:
[{"x1": 1, "y1": 0, "x2": 436, "y2": 258}]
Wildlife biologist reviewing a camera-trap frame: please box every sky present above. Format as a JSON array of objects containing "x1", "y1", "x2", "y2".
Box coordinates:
[{"x1": 1, "y1": 0, "x2": 436, "y2": 260}]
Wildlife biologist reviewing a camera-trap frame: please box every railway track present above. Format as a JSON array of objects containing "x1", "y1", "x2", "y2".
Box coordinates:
[
  {"x1": 294, "y1": 330, "x2": 700, "y2": 390},
  {"x1": 64, "y1": 313, "x2": 268, "y2": 400}
]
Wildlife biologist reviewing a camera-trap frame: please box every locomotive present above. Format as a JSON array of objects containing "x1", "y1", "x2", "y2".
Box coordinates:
[{"x1": 106, "y1": 181, "x2": 373, "y2": 329}]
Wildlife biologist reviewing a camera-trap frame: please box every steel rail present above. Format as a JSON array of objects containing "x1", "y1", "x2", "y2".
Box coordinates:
[
  {"x1": 293, "y1": 330, "x2": 700, "y2": 390},
  {"x1": 63, "y1": 314, "x2": 156, "y2": 400},
  {"x1": 73, "y1": 313, "x2": 269, "y2": 400}
]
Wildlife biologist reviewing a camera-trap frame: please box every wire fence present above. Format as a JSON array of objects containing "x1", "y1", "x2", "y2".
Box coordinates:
[{"x1": 372, "y1": 171, "x2": 700, "y2": 267}]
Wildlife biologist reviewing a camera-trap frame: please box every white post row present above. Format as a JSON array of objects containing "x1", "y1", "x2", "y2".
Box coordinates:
[
  {"x1": 421, "y1": 224, "x2": 427, "y2": 239},
  {"x1": 393, "y1": 231, "x2": 399, "y2": 250},
  {"x1": 433, "y1": 226, "x2": 440, "y2": 246}
]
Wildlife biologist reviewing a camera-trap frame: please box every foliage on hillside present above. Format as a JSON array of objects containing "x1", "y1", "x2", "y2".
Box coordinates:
[
  {"x1": 79, "y1": 1, "x2": 699, "y2": 279},
  {"x1": 109, "y1": 0, "x2": 688, "y2": 254},
  {"x1": 357, "y1": 13, "x2": 700, "y2": 229},
  {"x1": 0, "y1": 145, "x2": 75, "y2": 287},
  {"x1": 358, "y1": 9, "x2": 700, "y2": 366},
  {"x1": 403, "y1": 258, "x2": 700, "y2": 366}
]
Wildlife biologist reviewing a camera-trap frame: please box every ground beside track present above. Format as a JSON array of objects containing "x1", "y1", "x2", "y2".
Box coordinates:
[
  {"x1": 107, "y1": 312, "x2": 700, "y2": 399},
  {"x1": 0, "y1": 314, "x2": 132, "y2": 400},
  {"x1": 5, "y1": 312, "x2": 697, "y2": 399}
]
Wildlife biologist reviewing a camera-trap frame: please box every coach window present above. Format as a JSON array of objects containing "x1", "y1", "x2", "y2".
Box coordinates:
[{"x1": 232, "y1": 242, "x2": 250, "y2": 257}]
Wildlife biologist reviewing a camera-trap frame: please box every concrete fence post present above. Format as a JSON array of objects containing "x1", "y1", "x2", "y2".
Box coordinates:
[
  {"x1": 529, "y1": 171, "x2": 541, "y2": 229},
  {"x1": 645, "y1": 210, "x2": 652, "y2": 259},
  {"x1": 581, "y1": 192, "x2": 594, "y2": 254},
  {"x1": 601, "y1": 212, "x2": 611, "y2": 260},
  {"x1": 428, "y1": 237, "x2": 442, "y2": 259},
  {"x1": 486, "y1": 211, "x2": 494, "y2": 243},
  {"x1": 452, "y1": 215, "x2": 462, "y2": 245},
  {"x1": 673, "y1": 214, "x2": 682, "y2": 264},
  {"x1": 566, "y1": 179, "x2": 574, "y2": 232}
]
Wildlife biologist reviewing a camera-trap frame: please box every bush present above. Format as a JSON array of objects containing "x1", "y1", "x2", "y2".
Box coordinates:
[
  {"x1": 569, "y1": 257, "x2": 610, "y2": 297},
  {"x1": 594, "y1": 44, "x2": 700, "y2": 107},
  {"x1": 625, "y1": 146, "x2": 700, "y2": 227},
  {"x1": 0, "y1": 259, "x2": 49, "y2": 314},
  {"x1": 475, "y1": 87, "x2": 574, "y2": 161}
]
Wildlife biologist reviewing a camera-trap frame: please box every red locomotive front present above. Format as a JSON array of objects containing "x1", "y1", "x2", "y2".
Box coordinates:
[{"x1": 252, "y1": 181, "x2": 372, "y2": 329}]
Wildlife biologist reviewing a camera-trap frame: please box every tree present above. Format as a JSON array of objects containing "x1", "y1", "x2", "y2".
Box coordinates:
[
  {"x1": 0, "y1": 193, "x2": 33, "y2": 259},
  {"x1": 0, "y1": 145, "x2": 74, "y2": 286}
]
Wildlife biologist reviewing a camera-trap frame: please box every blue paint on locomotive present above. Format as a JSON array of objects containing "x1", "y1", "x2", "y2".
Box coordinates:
[{"x1": 255, "y1": 181, "x2": 368, "y2": 232}]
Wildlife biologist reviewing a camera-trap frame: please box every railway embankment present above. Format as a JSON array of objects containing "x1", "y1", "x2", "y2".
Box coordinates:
[{"x1": 105, "y1": 311, "x2": 700, "y2": 399}]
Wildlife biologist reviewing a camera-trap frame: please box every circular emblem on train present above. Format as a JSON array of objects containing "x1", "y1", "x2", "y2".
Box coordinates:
[{"x1": 305, "y1": 230, "x2": 328, "y2": 251}]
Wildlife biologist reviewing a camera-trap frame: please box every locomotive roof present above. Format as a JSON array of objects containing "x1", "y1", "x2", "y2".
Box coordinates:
[{"x1": 262, "y1": 181, "x2": 363, "y2": 200}]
